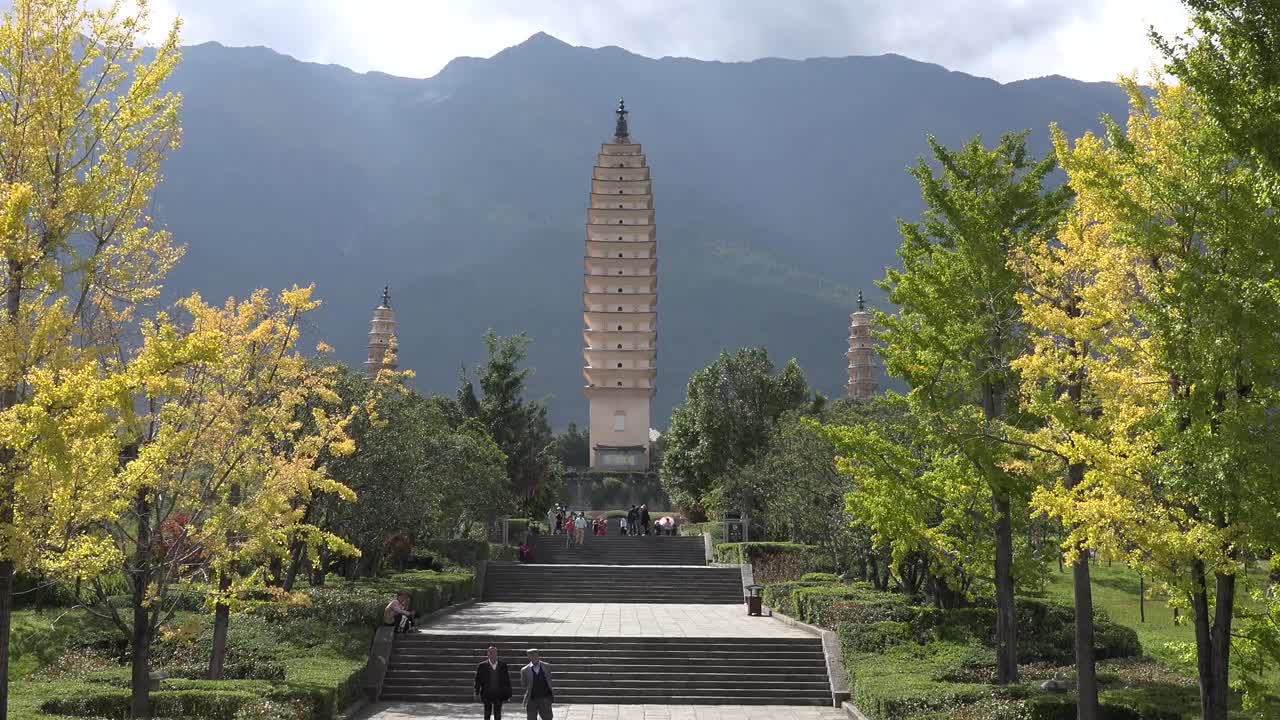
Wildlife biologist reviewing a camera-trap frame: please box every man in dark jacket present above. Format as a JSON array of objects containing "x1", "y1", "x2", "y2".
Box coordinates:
[
  {"x1": 626, "y1": 505, "x2": 639, "y2": 536},
  {"x1": 640, "y1": 504, "x2": 651, "y2": 535},
  {"x1": 474, "y1": 645, "x2": 513, "y2": 720}
]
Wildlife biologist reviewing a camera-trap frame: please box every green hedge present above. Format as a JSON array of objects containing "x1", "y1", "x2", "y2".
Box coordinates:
[
  {"x1": 43, "y1": 689, "x2": 257, "y2": 719},
  {"x1": 680, "y1": 522, "x2": 724, "y2": 542},
  {"x1": 761, "y1": 580, "x2": 837, "y2": 617},
  {"x1": 822, "y1": 583, "x2": 1151, "y2": 720},
  {"x1": 507, "y1": 518, "x2": 549, "y2": 541},
  {"x1": 39, "y1": 683, "x2": 353, "y2": 720},
  {"x1": 713, "y1": 542, "x2": 830, "y2": 583},
  {"x1": 489, "y1": 543, "x2": 517, "y2": 561},
  {"x1": 437, "y1": 539, "x2": 491, "y2": 567},
  {"x1": 252, "y1": 570, "x2": 473, "y2": 626},
  {"x1": 167, "y1": 657, "x2": 286, "y2": 681},
  {"x1": 794, "y1": 584, "x2": 914, "y2": 628}
]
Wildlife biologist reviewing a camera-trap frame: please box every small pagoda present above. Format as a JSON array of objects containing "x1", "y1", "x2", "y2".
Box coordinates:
[
  {"x1": 847, "y1": 290, "x2": 880, "y2": 400},
  {"x1": 364, "y1": 286, "x2": 398, "y2": 379}
]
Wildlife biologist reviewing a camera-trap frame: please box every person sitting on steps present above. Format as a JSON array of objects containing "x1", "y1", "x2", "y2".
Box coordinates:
[{"x1": 384, "y1": 591, "x2": 418, "y2": 634}]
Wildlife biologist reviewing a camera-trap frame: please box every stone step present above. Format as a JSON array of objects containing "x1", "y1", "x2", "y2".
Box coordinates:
[
  {"x1": 398, "y1": 635, "x2": 818, "y2": 647},
  {"x1": 529, "y1": 536, "x2": 707, "y2": 566},
  {"x1": 387, "y1": 669, "x2": 827, "y2": 680},
  {"x1": 483, "y1": 564, "x2": 742, "y2": 603},
  {"x1": 391, "y1": 651, "x2": 825, "y2": 662},
  {"x1": 380, "y1": 634, "x2": 832, "y2": 706},
  {"x1": 373, "y1": 686, "x2": 829, "y2": 702}
]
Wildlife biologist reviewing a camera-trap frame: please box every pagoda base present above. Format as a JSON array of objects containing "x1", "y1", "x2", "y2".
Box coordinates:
[{"x1": 590, "y1": 444, "x2": 648, "y2": 471}]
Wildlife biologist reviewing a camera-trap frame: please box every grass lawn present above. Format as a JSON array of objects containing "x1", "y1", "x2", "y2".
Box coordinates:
[
  {"x1": 1043, "y1": 563, "x2": 1195, "y2": 670},
  {"x1": 2, "y1": 569, "x2": 474, "y2": 719},
  {"x1": 1042, "y1": 561, "x2": 1280, "y2": 716},
  {"x1": 4, "y1": 608, "x2": 370, "y2": 720}
]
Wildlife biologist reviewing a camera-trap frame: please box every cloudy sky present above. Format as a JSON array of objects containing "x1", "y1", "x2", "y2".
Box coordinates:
[{"x1": 138, "y1": 0, "x2": 1190, "y2": 83}]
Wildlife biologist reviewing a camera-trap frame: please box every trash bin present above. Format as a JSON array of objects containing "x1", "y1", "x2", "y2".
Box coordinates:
[{"x1": 746, "y1": 584, "x2": 764, "y2": 616}]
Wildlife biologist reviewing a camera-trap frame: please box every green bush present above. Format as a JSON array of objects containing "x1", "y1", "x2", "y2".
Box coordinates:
[
  {"x1": 252, "y1": 570, "x2": 473, "y2": 626},
  {"x1": 843, "y1": 620, "x2": 913, "y2": 653},
  {"x1": 167, "y1": 657, "x2": 287, "y2": 681},
  {"x1": 488, "y1": 543, "x2": 517, "y2": 561},
  {"x1": 506, "y1": 518, "x2": 530, "y2": 542},
  {"x1": 801, "y1": 572, "x2": 840, "y2": 583},
  {"x1": 761, "y1": 580, "x2": 833, "y2": 616},
  {"x1": 714, "y1": 542, "x2": 830, "y2": 583},
  {"x1": 233, "y1": 698, "x2": 311, "y2": 720},
  {"x1": 43, "y1": 689, "x2": 256, "y2": 719},
  {"x1": 787, "y1": 584, "x2": 912, "y2": 628},
  {"x1": 438, "y1": 538, "x2": 491, "y2": 567},
  {"x1": 680, "y1": 521, "x2": 724, "y2": 542}
]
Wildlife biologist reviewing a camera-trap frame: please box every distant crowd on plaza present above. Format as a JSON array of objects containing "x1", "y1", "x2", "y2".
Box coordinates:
[{"x1": 546, "y1": 504, "x2": 679, "y2": 546}]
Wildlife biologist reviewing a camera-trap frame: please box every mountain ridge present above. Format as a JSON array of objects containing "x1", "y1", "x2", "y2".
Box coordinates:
[{"x1": 151, "y1": 33, "x2": 1131, "y2": 427}]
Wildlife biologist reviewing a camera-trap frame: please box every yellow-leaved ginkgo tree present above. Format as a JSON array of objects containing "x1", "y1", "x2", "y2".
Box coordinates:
[
  {"x1": 67, "y1": 287, "x2": 360, "y2": 716},
  {"x1": 0, "y1": 1, "x2": 182, "y2": 716},
  {"x1": 1033, "y1": 77, "x2": 1280, "y2": 719}
]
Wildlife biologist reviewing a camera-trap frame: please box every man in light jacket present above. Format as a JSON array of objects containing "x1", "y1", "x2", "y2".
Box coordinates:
[{"x1": 519, "y1": 648, "x2": 554, "y2": 719}]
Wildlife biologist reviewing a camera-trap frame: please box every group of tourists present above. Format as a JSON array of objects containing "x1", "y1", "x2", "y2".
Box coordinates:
[
  {"x1": 550, "y1": 503, "x2": 678, "y2": 544},
  {"x1": 619, "y1": 504, "x2": 651, "y2": 535}
]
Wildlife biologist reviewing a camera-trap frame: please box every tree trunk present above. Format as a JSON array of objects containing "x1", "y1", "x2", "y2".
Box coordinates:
[
  {"x1": 993, "y1": 492, "x2": 1019, "y2": 684},
  {"x1": 207, "y1": 572, "x2": 232, "y2": 680},
  {"x1": 0, "y1": 265, "x2": 21, "y2": 720},
  {"x1": 282, "y1": 541, "x2": 306, "y2": 593},
  {"x1": 129, "y1": 488, "x2": 152, "y2": 718},
  {"x1": 1209, "y1": 571, "x2": 1235, "y2": 720},
  {"x1": 1190, "y1": 560, "x2": 1224, "y2": 720},
  {"x1": 1139, "y1": 575, "x2": 1145, "y2": 623},
  {"x1": 1072, "y1": 553, "x2": 1099, "y2": 720},
  {"x1": 0, "y1": 558, "x2": 12, "y2": 720}
]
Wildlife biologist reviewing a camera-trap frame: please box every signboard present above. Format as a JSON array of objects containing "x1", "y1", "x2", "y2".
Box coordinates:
[
  {"x1": 487, "y1": 519, "x2": 508, "y2": 546},
  {"x1": 726, "y1": 519, "x2": 744, "y2": 543}
]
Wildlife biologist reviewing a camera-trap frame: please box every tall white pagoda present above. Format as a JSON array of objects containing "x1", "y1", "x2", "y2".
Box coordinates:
[
  {"x1": 847, "y1": 290, "x2": 880, "y2": 400},
  {"x1": 583, "y1": 99, "x2": 656, "y2": 470},
  {"x1": 364, "y1": 286, "x2": 397, "y2": 379}
]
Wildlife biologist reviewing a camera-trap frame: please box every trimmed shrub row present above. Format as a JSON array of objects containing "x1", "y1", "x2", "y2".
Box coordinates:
[
  {"x1": 713, "y1": 542, "x2": 833, "y2": 583},
  {"x1": 41, "y1": 680, "x2": 362, "y2": 720},
  {"x1": 251, "y1": 570, "x2": 473, "y2": 626}
]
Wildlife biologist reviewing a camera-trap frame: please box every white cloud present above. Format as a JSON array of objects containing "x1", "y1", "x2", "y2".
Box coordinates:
[{"x1": 133, "y1": 0, "x2": 1190, "y2": 83}]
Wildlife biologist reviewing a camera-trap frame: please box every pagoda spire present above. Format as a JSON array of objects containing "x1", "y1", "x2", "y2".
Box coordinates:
[
  {"x1": 613, "y1": 97, "x2": 630, "y2": 143},
  {"x1": 381, "y1": 285, "x2": 391, "y2": 308},
  {"x1": 857, "y1": 289, "x2": 865, "y2": 311}
]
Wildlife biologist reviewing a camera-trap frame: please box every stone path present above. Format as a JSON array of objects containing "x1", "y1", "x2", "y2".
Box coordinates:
[
  {"x1": 416, "y1": 602, "x2": 808, "y2": 638},
  {"x1": 358, "y1": 702, "x2": 848, "y2": 720}
]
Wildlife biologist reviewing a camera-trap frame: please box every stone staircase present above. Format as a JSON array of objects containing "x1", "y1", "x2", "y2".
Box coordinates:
[
  {"x1": 381, "y1": 634, "x2": 833, "y2": 705},
  {"x1": 531, "y1": 534, "x2": 706, "y2": 566},
  {"x1": 483, "y1": 562, "x2": 743, "y2": 603}
]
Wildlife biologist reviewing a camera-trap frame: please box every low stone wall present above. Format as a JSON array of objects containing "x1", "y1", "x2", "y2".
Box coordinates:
[{"x1": 560, "y1": 470, "x2": 672, "y2": 510}]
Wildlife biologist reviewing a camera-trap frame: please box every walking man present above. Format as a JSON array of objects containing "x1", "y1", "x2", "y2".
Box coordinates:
[
  {"x1": 640, "y1": 504, "x2": 651, "y2": 536},
  {"x1": 626, "y1": 505, "x2": 639, "y2": 536},
  {"x1": 474, "y1": 645, "x2": 513, "y2": 720},
  {"x1": 520, "y1": 648, "x2": 554, "y2": 720}
]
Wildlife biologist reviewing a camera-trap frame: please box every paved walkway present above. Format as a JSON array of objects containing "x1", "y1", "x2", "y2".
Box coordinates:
[
  {"x1": 358, "y1": 702, "x2": 847, "y2": 720},
  {"x1": 417, "y1": 602, "x2": 808, "y2": 638}
]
